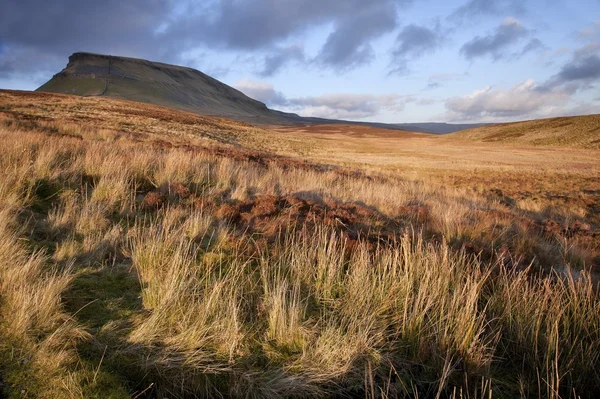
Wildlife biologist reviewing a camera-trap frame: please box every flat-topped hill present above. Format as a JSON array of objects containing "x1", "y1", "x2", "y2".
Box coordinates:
[{"x1": 37, "y1": 52, "x2": 301, "y2": 125}]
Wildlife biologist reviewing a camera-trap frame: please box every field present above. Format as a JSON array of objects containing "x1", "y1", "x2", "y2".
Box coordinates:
[{"x1": 0, "y1": 89, "x2": 599, "y2": 398}]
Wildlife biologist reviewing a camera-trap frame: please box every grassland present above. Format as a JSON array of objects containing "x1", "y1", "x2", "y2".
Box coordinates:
[
  {"x1": 448, "y1": 114, "x2": 600, "y2": 149},
  {"x1": 0, "y1": 90, "x2": 599, "y2": 398}
]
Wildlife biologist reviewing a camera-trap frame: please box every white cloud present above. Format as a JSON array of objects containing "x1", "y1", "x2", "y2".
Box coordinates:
[
  {"x1": 445, "y1": 79, "x2": 571, "y2": 121},
  {"x1": 233, "y1": 80, "x2": 413, "y2": 120},
  {"x1": 233, "y1": 78, "x2": 287, "y2": 106},
  {"x1": 287, "y1": 93, "x2": 410, "y2": 120}
]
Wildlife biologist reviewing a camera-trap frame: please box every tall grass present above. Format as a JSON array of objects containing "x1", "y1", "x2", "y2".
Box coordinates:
[
  {"x1": 0, "y1": 122, "x2": 598, "y2": 398},
  {"x1": 0, "y1": 205, "x2": 89, "y2": 397}
]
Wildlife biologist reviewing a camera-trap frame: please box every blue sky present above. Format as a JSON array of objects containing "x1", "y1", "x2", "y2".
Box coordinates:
[{"x1": 1, "y1": 0, "x2": 599, "y2": 123}]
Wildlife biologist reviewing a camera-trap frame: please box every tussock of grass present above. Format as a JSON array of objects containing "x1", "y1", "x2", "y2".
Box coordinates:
[{"x1": 0, "y1": 207, "x2": 89, "y2": 398}]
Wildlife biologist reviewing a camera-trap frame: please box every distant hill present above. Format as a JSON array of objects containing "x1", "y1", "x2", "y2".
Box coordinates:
[
  {"x1": 37, "y1": 52, "x2": 486, "y2": 134},
  {"x1": 375, "y1": 121, "x2": 493, "y2": 134},
  {"x1": 449, "y1": 114, "x2": 600, "y2": 149}
]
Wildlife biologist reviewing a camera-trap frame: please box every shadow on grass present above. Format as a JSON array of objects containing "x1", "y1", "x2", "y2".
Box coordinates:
[{"x1": 62, "y1": 261, "x2": 148, "y2": 398}]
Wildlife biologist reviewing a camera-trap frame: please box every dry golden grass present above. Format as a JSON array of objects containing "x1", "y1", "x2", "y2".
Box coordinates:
[
  {"x1": 0, "y1": 90, "x2": 295, "y2": 153},
  {"x1": 270, "y1": 123, "x2": 600, "y2": 229},
  {"x1": 0, "y1": 90, "x2": 599, "y2": 398},
  {"x1": 449, "y1": 114, "x2": 600, "y2": 149}
]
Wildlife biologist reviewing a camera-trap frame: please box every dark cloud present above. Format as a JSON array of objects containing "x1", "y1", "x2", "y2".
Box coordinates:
[
  {"x1": 208, "y1": 0, "x2": 415, "y2": 51},
  {"x1": 169, "y1": 0, "x2": 403, "y2": 72},
  {"x1": 390, "y1": 24, "x2": 442, "y2": 74},
  {"x1": 545, "y1": 41, "x2": 600, "y2": 88},
  {"x1": 572, "y1": 41, "x2": 600, "y2": 59},
  {"x1": 0, "y1": 0, "x2": 410, "y2": 82},
  {"x1": 260, "y1": 45, "x2": 305, "y2": 77},
  {"x1": 460, "y1": 17, "x2": 529, "y2": 60},
  {"x1": 0, "y1": 0, "x2": 174, "y2": 80},
  {"x1": 449, "y1": 0, "x2": 526, "y2": 24},
  {"x1": 317, "y1": 3, "x2": 397, "y2": 69},
  {"x1": 516, "y1": 38, "x2": 546, "y2": 56},
  {"x1": 0, "y1": 0, "x2": 171, "y2": 56},
  {"x1": 0, "y1": 44, "x2": 62, "y2": 78},
  {"x1": 184, "y1": 0, "x2": 365, "y2": 50},
  {"x1": 557, "y1": 54, "x2": 600, "y2": 82}
]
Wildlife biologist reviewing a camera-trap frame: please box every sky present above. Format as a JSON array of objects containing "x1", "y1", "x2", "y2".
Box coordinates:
[{"x1": 1, "y1": 0, "x2": 600, "y2": 124}]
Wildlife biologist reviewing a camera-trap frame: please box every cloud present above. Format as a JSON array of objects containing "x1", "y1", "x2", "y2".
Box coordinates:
[
  {"x1": 175, "y1": 0, "x2": 370, "y2": 51},
  {"x1": 556, "y1": 54, "x2": 600, "y2": 83},
  {"x1": 0, "y1": 43, "x2": 61, "y2": 80},
  {"x1": 460, "y1": 17, "x2": 530, "y2": 60},
  {"x1": 546, "y1": 41, "x2": 600, "y2": 88},
  {"x1": 513, "y1": 38, "x2": 546, "y2": 58},
  {"x1": 233, "y1": 79, "x2": 288, "y2": 106},
  {"x1": 448, "y1": 38, "x2": 600, "y2": 122},
  {"x1": 0, "y1": 0, "x2": 411, "y2": 82},
  {"x1": 1, "y1": 0, "x2": 171, "y2": 57},
  {"x1": 235, "y1": 78, "x2": 414, "y2": 120},
  {"x1": 445, "y1": 79, "x2": 571, "y2": 120},
  {"x1": 425, "y1": 72, "x2": 464, "y2": 90},
  {"x1": 449, "y1": 0, "x2": 526, "y2": 24},
  {"x1": 316, "y1": 2, "x2": 398, "y2": 69},
  {"x1": 0, "y1": 0, "x2": 175, "y2": 82},
  {"x1": 172, "y1": 0, "x2": 404, "y2": 71},
  {"x1": 287, "y1": 93, "x2": 410, "y2": 120},
  {"x1": 390, "y1": 24, "x2": 442, "y2": 73},
  {"x1": 577, "y1": 20, "x2": 600, "y2": 39},
  {"x1": 260, "y1": 45, "x2": 305, "y2": 77},
  {"x1": 562, "y1": 102, "x2": 600, "y2": 116}
]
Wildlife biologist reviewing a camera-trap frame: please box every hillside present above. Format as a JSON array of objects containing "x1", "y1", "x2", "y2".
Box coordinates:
[
  {"x1": 37, "y1": 52, "x2": 302, "y2": 125},
  {"x1": 449, "y1": 114, "x2": 600, "y2": 149}
]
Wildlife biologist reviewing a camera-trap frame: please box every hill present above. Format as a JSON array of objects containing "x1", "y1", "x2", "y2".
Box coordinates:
[
  {"x1": 37, "y1": 52, "x2": 486, "y2": 134},
  {"x1": 449, "y1": 114, "x2": 600, "y2": 149},
  {"x1": 37, "y1": 52, "x2": 302, "y2": 125}
]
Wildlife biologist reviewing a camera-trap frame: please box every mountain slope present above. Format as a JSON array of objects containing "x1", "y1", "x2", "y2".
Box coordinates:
[
  {"x1": 449, "y1": 114, "x2": 600, "y2": 149},
  {"x1": 37, "y1": 52, "x2": 489, "y2": 134},
  {"x1": 37, "y1": 52, "x2": 302, "y2": 125}
]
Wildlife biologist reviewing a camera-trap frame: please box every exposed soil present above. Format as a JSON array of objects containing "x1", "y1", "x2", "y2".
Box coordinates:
[{"x1": 211, "y1": 194, "x2": 408, "y2": 251}]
